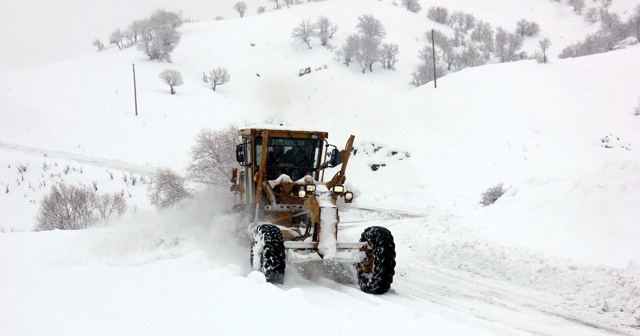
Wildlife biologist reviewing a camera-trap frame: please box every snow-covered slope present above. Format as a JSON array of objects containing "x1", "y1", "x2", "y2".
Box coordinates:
[{"x1": 1, "y1": 0, "x2": 640, "y2": 334}]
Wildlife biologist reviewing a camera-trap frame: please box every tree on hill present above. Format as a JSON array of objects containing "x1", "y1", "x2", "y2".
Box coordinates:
[
  {"x1": 340, "y1": 34, "x2": 360, "y2": 66},
  {"x1": 137, "y1": 9, "x2": 183, "y2": 62},
  {"x1": 380, "y1": 43, "x2": 399, "y2": 70},
  {"x1": 426, "y1": 6, "x2": 449, "y2": 24},
  {"x1": 357, "y1": 14, "x2": 386, "y2": 39},
  {"x1": 208, "y1": 67, "x2": 231, "y2": 91},
  {"x1": 515, "y1": 19, "x2": 540, "y2": 37},
  {"x1": 292, "y1": 20, "x2": 318, "y2": 49},
  {"x1": 159, "y1": 69, "x2": 184, "y2": 95},
  {"x1": 234, "y1": 2, "x2": 248, "y2": 18},
  {"x1": 270, "y1": 0, "x2": 282, "y2": 10},
  {"x1": 401, "y1": 0, "x2": 422, "y2": 13},
  {"x1": 538, "y1": 38, "x2": 551, "y2": 63},
  {"x1": 92, "y1": 38, "x2": 105, "y2": 51},
  {"x1": 317, "y1": 16, "x2": 338, "y2": 46},
  {"x1": 109, "y1": 29, "x2": 125, "y2": 50},
  {"x1": 356, "y1": 34, "x2": 381, "y2": 73}
]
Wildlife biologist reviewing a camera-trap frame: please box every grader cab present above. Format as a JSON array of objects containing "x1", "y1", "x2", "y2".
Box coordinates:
[{"x1": 230, "y1": 126, "x2": 395, "y2": 294}]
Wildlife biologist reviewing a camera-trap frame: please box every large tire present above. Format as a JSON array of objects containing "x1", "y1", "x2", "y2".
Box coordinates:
[
  {"x1": 357, "y1": 226, "x2": 396, "y2": 294},
  {"x1": 250, "y1": 224, "x2": 286, "y2": 284}
]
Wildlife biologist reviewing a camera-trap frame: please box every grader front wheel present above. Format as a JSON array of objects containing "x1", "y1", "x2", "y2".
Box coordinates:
[
  {"x1": 250, "y1": 224, "x2": 286, "y2": 284},
  {"x1": 357, "y1": 226, "x2": 396, "y2": 294}
]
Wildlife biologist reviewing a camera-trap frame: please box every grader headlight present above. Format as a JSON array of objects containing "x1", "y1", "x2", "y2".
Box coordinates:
[
  {"x1": 344, "y1": 191, "x2": 354, "y2": 203},
  {"x1": 297, "y1": 188, "x2": 307, "y2": 198},
  {"x1": 333, "y1": 185, "x2": 345, "y2": 193},
  {"x1": 305, "y1": 184, "x2": 316, "y2": 193}
]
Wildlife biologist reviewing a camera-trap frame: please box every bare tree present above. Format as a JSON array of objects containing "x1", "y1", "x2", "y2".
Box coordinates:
[
  {"x1": 380, "y1": 43, "x2": 399, "y2": 70},
  {"x1": 109, "y1": 29, "x2": 125, "y2": 50},
  {"x1": 269, "y1": 0, "x2": 282, "y2": 10},
  {"x1": 357, "y1": 14, "x2": 386, "y2": 39},
  {"x1": 159, "y1": 69, "x2": 184, "y2": 94},
  {"x1": 340, "y1": 34, "x2": 360, "y2": 66},
  {"x1": 148, "y1": 168, "x2": 191, "y2": 208},
  {"x1": 137, "y1": 9, "x2": 183, "y2": 62},
  {"x1": 149, "y1": 8, "x2": 183, "y2": 29},
  {"x1": 292, "y1": 20, "x2": 318, "y2": 49},
  {"x1": 471, "y1": 20, "x2": 495, "y2": 52},
  {"x1": 92, "y1": 38, "x2": 105, "y2": 51},
  {"x1": 411, "y1": 46, "x2": 446, "y2": 87},
  {"x1": 538, "y1": 38, "x2": 552, "y2": 63},
  {"x1": 188, "y1": 125, "x2": 241, "y2": 185},
  {"x1": 629, "y1": 4, "x2": 640, "y2": 40},
  {"x1": 569, "y1": 0, "x2": 586, "y2": 14},
  {"x1": 317, "y1": 16, "x2": 337, "y2": 46},
  {"x1": 234, "y1": 2, "x2": 248, "y2": 18},
  {"x1": 356, "y1": 36, "x2": 381, "y2": 73},
  {"x1": 126, "y1": 20, "x2": 144, "y2": 45},
  {"x1": 515, "y1": 19, "x2": 540, "y2": 37},
  {"x1": 585, "y1": 8, "x2": 601, "y2": 24},
  {"x1": 401, "y1": 0, "x2": 422, "y2": 13},
  {"x1": 426, "y1": 6, "x2": 449, "y2": 24},
  {"x1": 208, "y1": 67, "x2": 231, "y2": 91},
  {"x1": 495, "y1": 27, "x2": 525, "y2": 62},
  {"x1": 257, "y1": 6, "x2": 266, "y2": 15}
]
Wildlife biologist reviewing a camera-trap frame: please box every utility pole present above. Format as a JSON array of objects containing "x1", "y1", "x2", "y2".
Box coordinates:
[
  {"x1": 132, "y1": 63, "x2": 138, "y2": 116},
  {"x1": 431, "y1": 29, "x2": 437, "y2": 89}
]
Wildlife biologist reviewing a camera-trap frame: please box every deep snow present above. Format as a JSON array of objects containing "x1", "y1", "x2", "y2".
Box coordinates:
[{"x1": 1, "y1": 0, "x2": 640, "y2": 335}]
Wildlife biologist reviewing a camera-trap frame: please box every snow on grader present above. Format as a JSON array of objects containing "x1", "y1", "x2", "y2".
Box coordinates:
[{"x1": 230, "y1": 126, "x2": 396, "y2": 294}]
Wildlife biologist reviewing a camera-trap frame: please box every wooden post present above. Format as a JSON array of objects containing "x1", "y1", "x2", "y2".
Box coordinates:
[{"x1": 132, "y1": 63, "x2": 138, "y2": 116}]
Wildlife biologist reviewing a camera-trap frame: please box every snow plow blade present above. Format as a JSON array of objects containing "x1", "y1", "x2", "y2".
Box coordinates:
[{"x1": 284, "y1": 242, "x2": 367, "y2": 263}]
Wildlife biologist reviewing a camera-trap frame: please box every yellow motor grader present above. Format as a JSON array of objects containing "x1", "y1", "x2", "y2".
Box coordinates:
[{"x1": 230, "y1": 126, "x2": 395, "y2": 294}]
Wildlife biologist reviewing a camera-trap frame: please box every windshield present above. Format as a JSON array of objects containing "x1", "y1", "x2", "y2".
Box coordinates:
[{"x1": 255, "y1": 137, "x2": 322, "y2": 180}]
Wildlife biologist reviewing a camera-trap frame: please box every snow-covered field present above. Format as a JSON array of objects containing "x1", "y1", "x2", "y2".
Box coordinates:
[{"x1": 1, "y1": 0, "x2": 640, "y2": 335}]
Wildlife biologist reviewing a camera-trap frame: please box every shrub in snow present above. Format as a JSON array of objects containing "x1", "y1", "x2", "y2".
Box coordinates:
[
  {"x1": 148, "y1": 168, "x2": 191, "y2": 208},
  {"x1": 635, "y1": 97, "x2": 640, "y2": 116},
  {"x1": 188, "y1": 125, "x2": 240, "y2": 185},
  {"x1": 479, "y1": 183, "x2": 508, "y2": 207},
  {"x1": 36, "y1": 183, "x2": 127, "y2": 231}
]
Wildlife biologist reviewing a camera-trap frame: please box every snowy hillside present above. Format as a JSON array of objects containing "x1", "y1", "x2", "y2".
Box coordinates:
[{"x1": 1, "y1": 0, "x2": 640, "y2": 335}]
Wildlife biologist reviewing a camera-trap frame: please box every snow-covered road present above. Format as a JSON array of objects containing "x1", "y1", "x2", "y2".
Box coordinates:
[{"x1": 2, "y1": 205, "x2": 636, "y2": 336}]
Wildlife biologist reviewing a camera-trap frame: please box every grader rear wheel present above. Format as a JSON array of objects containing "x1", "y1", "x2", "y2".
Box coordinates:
[{"x1": 357, "y1": 226, "x2": 396, "y2": 294}]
